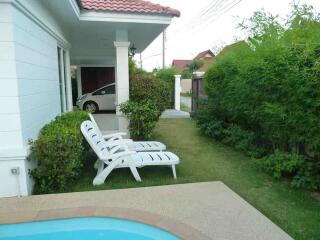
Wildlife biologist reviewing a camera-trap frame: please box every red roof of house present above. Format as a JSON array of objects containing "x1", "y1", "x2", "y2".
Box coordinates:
[
  {"x1": 79, "y1": 0, "x2": 180, "y2": 17},
  {"x1": 172, "y1": 49, "x2": 215, "y2": 73},
  {"x1": 195, "y1": 49, "x2": 215, "y2": 59},
  {"x1": 172, "y1": 60, "x2": 192, "y2": 72}
]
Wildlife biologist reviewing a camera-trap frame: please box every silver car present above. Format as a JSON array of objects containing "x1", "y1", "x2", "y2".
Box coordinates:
[{"x1": 76, "y1": 83, "x2": 116, "y2": 112}]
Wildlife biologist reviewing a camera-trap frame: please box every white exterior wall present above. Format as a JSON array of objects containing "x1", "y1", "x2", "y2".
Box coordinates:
[
  {"x1": 13, "y1": 6, "x2": 61, "y2": 144},
  {"x1": 0, "y1": 1, "x2": 69, "y2": 198}
]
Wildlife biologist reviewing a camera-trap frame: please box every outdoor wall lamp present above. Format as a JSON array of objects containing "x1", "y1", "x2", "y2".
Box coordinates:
[{"x1": 129, "y1": 44, "x2": 137, "y2": 57}]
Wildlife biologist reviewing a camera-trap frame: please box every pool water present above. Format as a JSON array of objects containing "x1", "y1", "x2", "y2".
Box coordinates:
[{"x1": 0, "y1": 217, "x2": 180, "y2": 240}]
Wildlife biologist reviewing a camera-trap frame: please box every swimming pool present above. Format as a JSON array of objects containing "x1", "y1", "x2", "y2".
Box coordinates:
[{"x1": 0, "y1": 217, "x2": 180, "y2": 240}]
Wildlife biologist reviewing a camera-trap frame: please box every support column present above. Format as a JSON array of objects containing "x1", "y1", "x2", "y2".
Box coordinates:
[
  {"x1": 174, "y1": 74, "x2": 181, "y2": 110},
  {"x1": 59, "y1": 48, "x2": 67, "y2": 113},
  {"x1": 114, "y1": 41, "x2": 130, "y2": 115},
  {"x1": 65, "y1": 50, "x2": 73, "y2": 111},
  {"x1": 77, "y1": 66, "x2": 82, "y2": 97}
]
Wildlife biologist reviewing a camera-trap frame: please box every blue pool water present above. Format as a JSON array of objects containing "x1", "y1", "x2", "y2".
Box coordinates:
[{"x1": 0, "y1": 217, "x2": 180, "y2": 240}]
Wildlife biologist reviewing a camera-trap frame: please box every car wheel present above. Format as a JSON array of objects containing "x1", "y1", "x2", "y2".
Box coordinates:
[{"x1": 83, "y1": 101, "x2": 99, "y2": 113}]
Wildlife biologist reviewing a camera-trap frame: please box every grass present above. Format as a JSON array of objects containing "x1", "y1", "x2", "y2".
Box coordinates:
[
  {"x1": 180, "y1": 103, "x2": 191, "y2": 112},
  {"x1": 180, "y1": 92, "x2": 192, "y2": 97},
  {"x1": 71, "y1": 119, "x2": 320, "y2": 240}
]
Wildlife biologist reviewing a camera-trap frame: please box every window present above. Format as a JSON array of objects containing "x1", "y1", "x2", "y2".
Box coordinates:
[
  {"x1": 93, "y1": 85, "x2": 115, "y2": 95},
  {"x1": 106, "y1": 85, "x2": 115, "y2": 94}
]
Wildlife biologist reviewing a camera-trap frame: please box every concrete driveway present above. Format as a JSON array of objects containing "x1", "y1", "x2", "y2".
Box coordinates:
[{"x1": 180, "y1": 95, "x2": 191, "y2": 109}]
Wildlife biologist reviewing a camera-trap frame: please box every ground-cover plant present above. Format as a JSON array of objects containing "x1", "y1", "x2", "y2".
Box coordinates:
[
  {"x1": 256, "y1": 150, "x2": 305, "y2": 179},
  {"x1": 28, "y1": 111, "x2": 89, "y2": 194},
  {"x1": 195, "y1": 4, "x2": 320, "y2": 190}
]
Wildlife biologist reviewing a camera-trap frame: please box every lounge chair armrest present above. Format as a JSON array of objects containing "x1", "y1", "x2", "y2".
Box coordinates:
[
  {"x1": 105, "y1": 139, "x2": 133, "y2": 148},
  {"x1": 108, "y1": 142, "x2": 131, "y2": 154},
  {"x1": 108, "y1": 151, "x2": 136, "y2": 159},
  {"x1": 103, "y1": 132, "x2": 127, "y2": 141}
]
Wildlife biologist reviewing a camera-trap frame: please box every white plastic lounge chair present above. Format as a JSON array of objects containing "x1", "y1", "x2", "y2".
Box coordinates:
[
  {"x1": 81, "y1": 120, "x2": 179, "y2": 185},
  {"x1": 88, "y1": 113, "x2": 166, "y2": 151}
]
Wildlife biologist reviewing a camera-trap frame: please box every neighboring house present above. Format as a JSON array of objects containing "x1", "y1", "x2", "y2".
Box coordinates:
[
  {"x1": 0, "y1": 0, "x2": 179, "y2": 198},
  {"x1": 191, "y1": 43, "x2": 241, "y2": 112},
  {"x1": 194, "y1": 49, "x2": 215, "y2": 72},
  {"x1": 171, "y1": 59, "x2": 192, "y2": 93},
  {"x1": 172, "y1": 49, "x2": 215, "y2": 93}
]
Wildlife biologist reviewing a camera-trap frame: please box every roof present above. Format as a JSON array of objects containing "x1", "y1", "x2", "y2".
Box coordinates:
[
  {"x1": 172, "y1": 49, "x2": 215, "y2": 72},
  {"x1": 172, "y1": 60, "x2": 192, "y2": 72},
  {"x1": 195, "y1": 49, "x2": 215, "y2": 59},
  {"x1": 79, "y1": 0, "x2": 180, "y2": 17}
]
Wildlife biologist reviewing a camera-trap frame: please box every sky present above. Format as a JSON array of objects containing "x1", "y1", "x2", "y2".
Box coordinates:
[{"x1": 135, "y1": 0, "x2": 320, "y2": 71}]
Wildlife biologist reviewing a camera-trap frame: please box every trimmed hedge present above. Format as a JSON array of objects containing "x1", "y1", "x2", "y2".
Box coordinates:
[
  {"x1": 121, "y1": 60, "x2": 171, "y2": 140},
  {"x1": 196, "y1": 5, "x2": 320, "y2": 190},
  {"x1": 28, "y1": 111, "x2": 88, "y2": 194},
  {"x1": 130, "y1": 72, "x2": 171, "y2": 112},
  {"x1": 120, "y1": 100, "x2": 160, "y2": 140},
  {"x1": 155, "y1": 67, "x2": 178, "y2": 108}
]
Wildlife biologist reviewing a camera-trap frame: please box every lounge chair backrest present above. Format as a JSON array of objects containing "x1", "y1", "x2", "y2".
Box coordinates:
[
  {"x1": 81, "y1": 120, "x2": 110, "y2": 160},
  {"x1": 88, "y1": 113, "x2": 104, "y2": 138}
]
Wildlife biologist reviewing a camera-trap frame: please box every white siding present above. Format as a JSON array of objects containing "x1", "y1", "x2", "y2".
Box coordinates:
[
  {"x1": 11, "y1": 6, "x2": 62, "y2": 144},
  {"x1": 0, "y1": 4, "x2": 24, "y2": 150},
  {"x1": 0, "y1": 1, "x2": 70, "y2": 197}
]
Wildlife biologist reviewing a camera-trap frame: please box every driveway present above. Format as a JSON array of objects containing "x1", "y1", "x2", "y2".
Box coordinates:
[{"x1": 180, "y1": 95, "x2": 191, "y2": 109}]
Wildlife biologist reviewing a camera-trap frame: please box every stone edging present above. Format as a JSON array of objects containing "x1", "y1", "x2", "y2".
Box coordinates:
[{"x1": 0, "y1": 206, "x2": 211, "y2": 240}]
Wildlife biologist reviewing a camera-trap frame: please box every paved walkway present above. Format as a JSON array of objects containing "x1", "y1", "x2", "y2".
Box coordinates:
[
  {"x1": 161, "y1": 109, "x2": 190, "y2": 119},
  {"x1": 180, "y1": 95, "x2": 192, "y2": 109},
  {"x1": 0, "y1": 182, "x2": 292, "y2": 240}
]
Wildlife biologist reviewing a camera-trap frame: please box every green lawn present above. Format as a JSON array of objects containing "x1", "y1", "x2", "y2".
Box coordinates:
[
  {"x1": 180, "y1": 103, "x2": 191, "y2": 112},
  {"x1": 71, "y1": 119, "x2": 320, "y2": 240}
]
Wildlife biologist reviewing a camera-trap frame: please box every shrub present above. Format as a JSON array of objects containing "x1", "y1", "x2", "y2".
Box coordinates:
[
  {"x1": 256, "y1": 151, "x2": 305, "y2": 179},
  {"x1": 120, "y1": 100, "x2": 160, "y2": 140},
  {"x1": 28, "y1": 111, "x2": 88, "y2": 194},
  {"x1": 292, "y1": 163, "x2": 320, "y2": 190},
  {"x1": 155, "y1": 67, "x2": 178, "y2": 107},
  {"x1": 130, "y1": 73, "x2": 171, "y2": 112},
  {"x1": 195, "y1": 4, "x2": 320, "y2": 190}
]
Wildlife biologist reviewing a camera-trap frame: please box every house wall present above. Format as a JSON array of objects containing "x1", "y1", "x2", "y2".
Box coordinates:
[
  {"x1": 13, "y1": 4, "x2": 62, "y2": 145},
  {"x1": 0, "y1": 0, "x2": 69, "y2": 198}
]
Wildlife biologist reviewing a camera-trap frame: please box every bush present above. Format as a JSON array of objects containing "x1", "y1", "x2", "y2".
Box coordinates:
[
  {"x1": 28, "y1": 111, "x2": 88, "y2": 194},
  {"x1": 256, "y1": 151, "x2": 305, "y2": 179},
  {"x1": 130, "y1": 73, "x2": 171, "y2": 112},
  {"x1": 126, "y1": 60, "x2": 171, "y2": 140},
  {"x1": 195, "y1": 4, "x2": 320, "y2": 190},
  {"x1": 120, "y1": 100, "x2": 160, "y2": 140},
  {"x1": 292, "y1": 163, "x2": 320, "y2": 190},
  {"x1": 155, "y1": 67, "x2": 178, "y2": 107}
]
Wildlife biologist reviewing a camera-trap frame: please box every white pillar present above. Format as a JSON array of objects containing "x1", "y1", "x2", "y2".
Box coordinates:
[
  {"x1": 114, "y1": 41, "x2": 130, "y2": 115},
  {"x1": 174, "y1": 74, "x2": 181, "y2": 110},
  {"x1": 59, "y1": 48, "x2": 67, "y2": 113},
  {"x1": 77, "y1": 66, "x2": 82, "y2": 97},
  {"x1": 65, "y1": 50, "x2": 73, "y2": 111}
]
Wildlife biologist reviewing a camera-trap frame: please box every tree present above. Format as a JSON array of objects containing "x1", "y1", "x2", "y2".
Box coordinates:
[{"x1": 181, "y1": 59, "x2": 204, "y2": 79}]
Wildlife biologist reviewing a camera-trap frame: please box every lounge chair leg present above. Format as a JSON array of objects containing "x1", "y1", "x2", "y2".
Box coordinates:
[
  {"x1": 129, "y1": 163, "x2": 142, "y2": 182},
  {"x1": 94, "y1": 159, "x2": 100, "y2": 169},
  {"x1": 172, "y1": 165, "x2": 177, "y2": 179},
  {"x1": 95, "y1": 160, "x2": 104, "y2": 175},
  {"x1": 93, "y1": 161, "x2": 117, "y2": 185}
]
